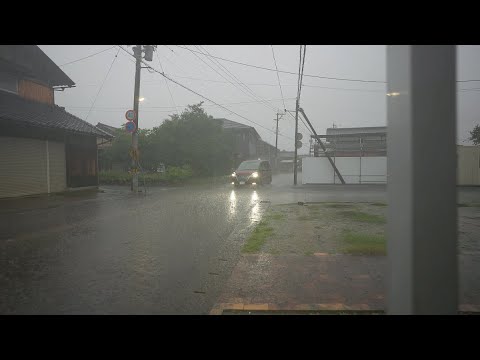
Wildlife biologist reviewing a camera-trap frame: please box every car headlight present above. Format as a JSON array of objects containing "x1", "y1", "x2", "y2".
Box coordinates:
[
  {"x1": 232, "y1": 172, "x2": 236, "y2": 177},
  {"x1": 252, "y1": 172, "x2": 258, "y2": 178}
]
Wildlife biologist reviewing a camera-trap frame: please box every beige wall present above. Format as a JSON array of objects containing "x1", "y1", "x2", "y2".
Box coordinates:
[{"x1": 457, "y1": 145, "x2": 480, "y2": 185}]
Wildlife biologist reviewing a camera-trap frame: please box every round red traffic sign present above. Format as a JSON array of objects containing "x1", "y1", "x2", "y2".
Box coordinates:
[
  {"x1": 125, "y1": 121, "x2": 137, "y2": 133},
  {"x1": 125, "y1": 109, "x2": 136, "y2": 121}
]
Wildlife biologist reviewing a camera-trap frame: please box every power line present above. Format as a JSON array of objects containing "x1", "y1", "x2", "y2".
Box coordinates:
[
  {"x1": 185, "y1": 45, "x2": 259, "y2": 105},
  {"x1": 142, "y1": 76, "x2": 386, "y2": 93},
  {"x1": 117, "y1": 45, "x2": 293, "y2": 140},
  {"x1": 59, "y1": 46, "x2": 117, "y2": 67},
  {"x1": 66, "y1": 45, "x2": 480, "y2": 86},
  {"x1": 285, "y1": 106, "x2": 312, "y2": 135},
  {"x1": 199, "y1": 45, "x2": 285, "y2": 114},
  {"x1": 65, "y1": 97, "x2": 296, "y2": 110},
  {"x1": 173, "y1": 45, "x2": 386, "y2": 83},
  {"x1": 143, "y1": 74, "x2": 480, "y2": 93},
  {"x1": 191, "y1": 45, "x2": 280, "y2": 114},
  {"x1": 85, "y1": 48, "x2": 121, "y2": 121},
  {"x1": 156, "y1": 52, "x2": 179, "y2": 115},
  {"x1": 271, "y1": 45, "x2": 286, "y2": 111}
]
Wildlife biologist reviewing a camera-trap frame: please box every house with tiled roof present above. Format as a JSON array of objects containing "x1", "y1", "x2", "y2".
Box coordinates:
[{"x1": 0, "y1": 45, "x2": 112, "y2": 198}]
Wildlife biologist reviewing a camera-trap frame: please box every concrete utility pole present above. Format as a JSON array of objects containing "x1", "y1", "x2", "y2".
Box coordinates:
[
  {"x1": 274, "y1": 112, "x2": 284, "y2": 171},
  {"x1": 130, "y1": 45, "x2": 155, "y2": 193},
  {"x1": 293, "y1": 100, "x2": 299, "y2": 185},
  {"x1": 275, "y1": 113, "x2": 279, "y2": 158},
  {"x1": 131, "y1": 45, "x2": 142, "y2": 193}
]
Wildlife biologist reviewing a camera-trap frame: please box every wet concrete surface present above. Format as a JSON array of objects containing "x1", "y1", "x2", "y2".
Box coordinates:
[{"x1": 0, "y1": 173, "x2": 478, "y2": 314}]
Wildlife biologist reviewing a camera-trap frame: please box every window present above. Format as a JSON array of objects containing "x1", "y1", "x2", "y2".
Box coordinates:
[{"x1": 0, "y1": 72, "x2": 18, "y2": 94}]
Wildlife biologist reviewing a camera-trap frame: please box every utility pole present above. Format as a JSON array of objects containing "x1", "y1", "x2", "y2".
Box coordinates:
[
  {"x1": 131, "y1": 45, "x2": 142, "y2": 193},
  {"x1": 274, "y1": 113, "x2": 279, "y2": 158},
  {"x1": 130, "y1": 45, "x2": 155, "y2": 193},
  {"x1": 293, "y1": 100, "x2": 299, "y2": 185},
  {"x1": 274, "y1": 112, "x2": 284, "y2": 171}
]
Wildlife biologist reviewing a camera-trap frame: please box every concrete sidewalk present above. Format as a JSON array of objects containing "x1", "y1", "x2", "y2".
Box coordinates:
[
  {"x1": 211, "y1": 253, "x2": 480, "y2": 314},
  {"x1": 210, "y1": 203, "x2": 480, "y2": 315}
]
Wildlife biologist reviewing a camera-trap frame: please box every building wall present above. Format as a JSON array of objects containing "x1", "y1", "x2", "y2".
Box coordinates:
[
  {"x1": 0, "y1": 136, "x2": 66, "y2": 198},
  {"x1": 302, "y1": 156, "x2": 387, "y2": 184},
  {"x1": 48, "y1": 140, "x2": 67, "y2": 192},
  {"x1": 458, "y1": 146, "x2": 480, "y2": 185},
  {"x1": 18, "y1": 79, "x2": 54, "y2": 105},
  {"x1": 303, "y1": 146, "x2": 480, "y2": 185}
]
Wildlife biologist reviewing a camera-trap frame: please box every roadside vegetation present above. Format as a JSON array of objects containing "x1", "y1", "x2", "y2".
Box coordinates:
[
  {"x1": 244, "y1": 202, "x2": 388, "y2": 256},
  {"x1": 99, "y1": 103, "x2": 237, "y2": 185},
  {"x1": 242, "y1": 221, "x2": 274, "y2": 253},
  {"x1": 337, "y1": 210, "x2": 386, "y2": 224},
  {"x1": 341, "y1": 231, "x2": 386, "y2": 255},
  {"x1": 99, "y1": 165, "x2": 193, "y2": 185}
]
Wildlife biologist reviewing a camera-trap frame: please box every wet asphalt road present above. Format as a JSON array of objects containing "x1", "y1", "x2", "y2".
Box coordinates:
[{"x1": 0, "y1": 174, "x2": 478, "y2": 314}]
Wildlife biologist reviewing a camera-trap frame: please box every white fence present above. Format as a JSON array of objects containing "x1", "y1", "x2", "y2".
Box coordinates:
[{"x1": 302, "y1": 156, "x2": 387, "y2": 184}]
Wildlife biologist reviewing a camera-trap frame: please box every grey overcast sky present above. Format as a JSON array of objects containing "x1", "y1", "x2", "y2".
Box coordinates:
[{"x1": 39, "y1": 45, "x2": 480, "y2": 152}]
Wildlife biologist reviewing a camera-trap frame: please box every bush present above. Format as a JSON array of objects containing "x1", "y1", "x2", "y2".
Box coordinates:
[{"x1": 99, "y1": 165, "x2": 194, "y2": 186}]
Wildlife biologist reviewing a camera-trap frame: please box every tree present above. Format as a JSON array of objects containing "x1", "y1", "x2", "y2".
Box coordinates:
[
  {"x1": 469, "y1": 124, "x2": 480, "y2": 145},
  {"x1": 99, "y1": 103, "x2": 235, "y2": 176},
  {"x1": 98, "y1": 127, "x2": 151, "y2": 171},
  {"x1": 146, "y1": 102, "x2": 233, "y2": 176}
]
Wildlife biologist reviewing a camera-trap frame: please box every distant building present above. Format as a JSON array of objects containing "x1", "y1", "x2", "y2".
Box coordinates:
[
  {"x1": 216, "y1": 118, "x2": 276, "y2": 169},
  {"x1": 0, "y1": 45, "x2": 112, "y2": 198},
  {"x1": 95, "y1": 122, "x2": 121, "y2": 172},
  {"x1": 311, "y1": 126, "x2": 387, "y2": 157},
  {"x1": 96, "y1": 122, "x2": 118, "y2": 139}
]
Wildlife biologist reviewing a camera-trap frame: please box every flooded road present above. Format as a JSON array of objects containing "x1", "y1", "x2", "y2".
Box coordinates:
[{"x1": 1, "y1": 173, "x2": 477, "y2": 314}]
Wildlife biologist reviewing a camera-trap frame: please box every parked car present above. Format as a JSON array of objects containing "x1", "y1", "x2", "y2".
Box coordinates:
[{"x1": 231, "y1": 159, "x2": 272, "y2": 186}]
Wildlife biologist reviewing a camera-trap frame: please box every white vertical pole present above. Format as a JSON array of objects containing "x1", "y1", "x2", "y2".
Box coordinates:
[{"x1": 387, "y1": 45, "x2": 457, "y2": 314}]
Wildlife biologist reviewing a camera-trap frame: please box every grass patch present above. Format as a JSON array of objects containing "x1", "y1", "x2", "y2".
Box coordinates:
[
  {"x1": 370, "y1": 202, "x2": 387, "y2": 207},
  {"x1": 242, "y1": 221, "x2": 274, "y2": 253},
  {"x1": 338, "y1": 210, "x2": 386, "y2": 224},
  {"x1": 304, "y1": 251, "x2": 314, "y2": 256},
  {"x1": 341, "y1": 232, "x2": 386, "y2": 256},
  {"x1": 265, "y1": 212, "x2": 286, "y2": 221},
  {"x1": 323, "y1": 203, "x2": 354, "y2": 209},
  {"x1": 297, "y1": 215, "x2": 312, "y2": 221}
]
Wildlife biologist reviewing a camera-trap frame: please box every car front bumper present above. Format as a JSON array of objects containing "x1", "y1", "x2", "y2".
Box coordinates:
[{"x1": 231, "y1": 176, "x2": 258, "y2": 185}]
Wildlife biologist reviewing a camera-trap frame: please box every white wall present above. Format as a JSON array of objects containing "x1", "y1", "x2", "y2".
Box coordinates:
[
  {"x1": 361, "y1": 157, "x2": 387, "y2": 183},
  {"x1": 302, "y1": 157, "x2": 333, "y2": 184},
  {"x1": 302, "y1": 156, "x2": 387, "y2": 184}
]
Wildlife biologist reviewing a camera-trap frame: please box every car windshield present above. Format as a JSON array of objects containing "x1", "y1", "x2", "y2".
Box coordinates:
[{"x1": 237, "y1": 161, "x2": 261, "y2": 171}]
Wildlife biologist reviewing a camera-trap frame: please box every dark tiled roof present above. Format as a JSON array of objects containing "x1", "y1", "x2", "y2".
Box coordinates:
[
  {"x1": 0, "y1": 45, "x2": 75, "y2": 87},
  {"x1": 215, "y1": 118, "x2": 260, "y2": 139},
  {"x1": 96, "y1": 122, "x2": 119, "y2": 137},
  {"x1": 0, "y1": 91, "x2": 112, "y2": 138}
]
